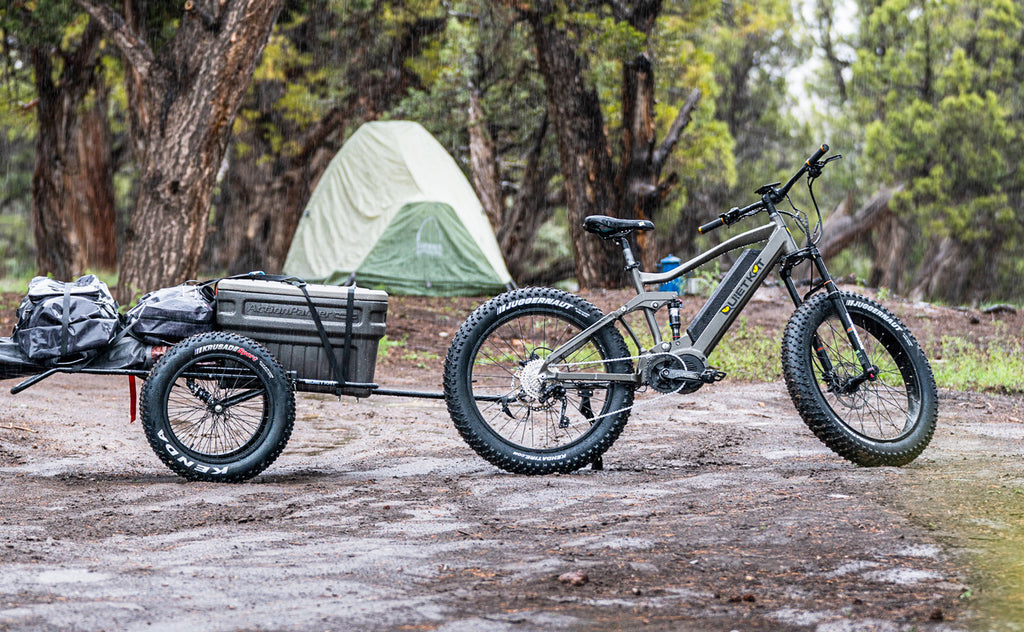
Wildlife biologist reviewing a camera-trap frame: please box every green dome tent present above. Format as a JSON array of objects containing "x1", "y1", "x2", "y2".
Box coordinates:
[{"x1": 283, "y1": 121, "x2": 513, "y2": 296}]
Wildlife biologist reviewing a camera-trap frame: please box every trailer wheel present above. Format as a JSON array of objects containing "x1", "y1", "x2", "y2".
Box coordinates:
[{"x1": 141, "y1": 332, "x2": 295, "y2": 482}]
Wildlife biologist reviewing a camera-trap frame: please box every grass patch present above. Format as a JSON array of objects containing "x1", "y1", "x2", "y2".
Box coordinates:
[
  {"x1": 377, "y1": 334, "x2": 440, "y2": 368},
  {"x1": 709, "y1": 318, "x2": 781, "y2": 382},
  {"x1": 377, "y1": 334, "x2": 407, "y2": 360},
  {"x1": 929, "y1": 336, "x2": 1024, "y2": 394},
  {"x1": 617, "y1": 314, "x2": 782, "y2": 383}
]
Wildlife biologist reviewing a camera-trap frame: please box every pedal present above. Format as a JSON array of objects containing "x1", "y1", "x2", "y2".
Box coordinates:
[{"x1": 701, "y1": 369, "x2": 727, "y2": 383}]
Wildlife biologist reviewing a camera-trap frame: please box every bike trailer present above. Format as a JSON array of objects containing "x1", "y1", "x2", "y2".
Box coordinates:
[{"x1": 214, "y1": 278, "x2": 388, "y2": 397}]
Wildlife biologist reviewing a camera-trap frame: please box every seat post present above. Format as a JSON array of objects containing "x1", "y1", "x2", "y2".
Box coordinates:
[{"x1": 617, "y1": 237, "x2": 645, "y2": 293}]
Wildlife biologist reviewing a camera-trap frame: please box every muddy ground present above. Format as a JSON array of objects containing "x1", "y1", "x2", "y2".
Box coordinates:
[{"x1": 1, "y1": 286, "x2": 1022, "y2": 631}]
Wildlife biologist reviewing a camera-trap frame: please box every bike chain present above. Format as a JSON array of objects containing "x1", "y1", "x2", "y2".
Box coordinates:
[{"x1": 541, "y1": 351, "x2": 696, "y2": 423}]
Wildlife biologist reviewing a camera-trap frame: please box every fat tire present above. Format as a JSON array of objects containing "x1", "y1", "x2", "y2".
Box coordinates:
[
  {"x1": 141, "y1": 332, "x2": 295, "y2": 482},
  {"x1": 443, "y1": 287, "x2": 634, "y2": 474},
  {"x1": 781, "y1": 292, "x2": 937, "y2": 466}
]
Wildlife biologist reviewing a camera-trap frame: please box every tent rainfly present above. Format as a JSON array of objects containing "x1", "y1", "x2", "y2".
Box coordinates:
[{"x1": 283, "y1": 121, "x2": 513, "y2": 296}]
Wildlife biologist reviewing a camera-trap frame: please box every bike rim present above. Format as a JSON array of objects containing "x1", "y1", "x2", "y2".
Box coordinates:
[
  {"x1": 469, "y1": 311, "x2": 616, "y2": 452},
  {"x1": 165, "y1": 354, "x2": 271, "y2": 459},
  {"x1": 811, "y1": 312, "x2": 921, "y2": 442}
]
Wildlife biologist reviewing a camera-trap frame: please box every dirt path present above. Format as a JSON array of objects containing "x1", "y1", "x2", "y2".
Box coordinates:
[
  {"x1": 2, "y1": 287, "x2": 1023, "y2": 631},
  {"x1": 2, "y1": 367, "x2": 1022, "y2": 631}
]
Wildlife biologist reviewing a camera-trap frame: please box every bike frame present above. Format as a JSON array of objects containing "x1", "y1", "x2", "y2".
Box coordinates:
[{"x1": 540, "y1": 192, "x2": 873, "y2": 387}]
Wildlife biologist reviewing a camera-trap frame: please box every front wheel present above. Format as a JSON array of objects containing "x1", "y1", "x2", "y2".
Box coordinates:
[
  {"x1": 141, "y1": 332, "x2": 295, "y2": 482},
  {"x1": 443, "y1": 287, "x2": 634, "y2": 474},
  {"x1": 781, "y1": 292, "x2": 937, "y2": 466}
]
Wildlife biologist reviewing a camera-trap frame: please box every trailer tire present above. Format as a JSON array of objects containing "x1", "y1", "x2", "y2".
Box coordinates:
[{"x1": 141, "y1": 332, "x2": 295, "y2": 482}]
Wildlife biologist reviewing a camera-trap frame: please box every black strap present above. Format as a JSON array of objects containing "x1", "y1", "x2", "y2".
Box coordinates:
[
  {"x1": 60, "y1": 283, "x2": 71, "y2": 358},
  {"x1": 295, "y1": 283, "x2": 346, "y2": 397},
  {"x1": 225, "y1": 272, "x2": 349, "y2": 396},
  {"x1": 342, "y1": 287, "x2": 353, "y2": 385}
]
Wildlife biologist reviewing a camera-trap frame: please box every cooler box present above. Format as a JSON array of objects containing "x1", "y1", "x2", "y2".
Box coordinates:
[{"x1": 214, "y1": 279, "x2": 388, "y2": 396}]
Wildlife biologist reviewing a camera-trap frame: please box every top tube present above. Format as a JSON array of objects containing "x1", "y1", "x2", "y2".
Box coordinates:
[{"x1": 639, "y1": 223, "x2": 776, "y2": 287}]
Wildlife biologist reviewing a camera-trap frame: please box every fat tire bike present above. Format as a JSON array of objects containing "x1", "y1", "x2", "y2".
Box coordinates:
[{"x1": 443, "y1": 144, "x2": 938, "y2": 474}]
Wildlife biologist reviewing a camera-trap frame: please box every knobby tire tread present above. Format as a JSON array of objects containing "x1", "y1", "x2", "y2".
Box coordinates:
[
  {"x1": 141, "y1": 332, "x2": 296, "y2": 482},
  {"x1": 781, "y1": 292, "x2": 937, "y2": 467},
  {"x1": 443, "y1": 288, "x2": 633, "y2": 474}
]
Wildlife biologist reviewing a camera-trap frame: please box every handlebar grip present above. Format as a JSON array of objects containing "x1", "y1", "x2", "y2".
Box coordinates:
[
  {"x1": 806, "y1": 143, "x2": 829, "y2": 166},
  {"x1": 698, "y1": 216, "x2": 725, "y2": 234}
]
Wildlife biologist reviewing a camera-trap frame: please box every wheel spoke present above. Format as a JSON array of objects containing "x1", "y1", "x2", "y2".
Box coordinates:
[
  {"x1": 811, "y1": 313, "x2": 917, "y2": 442},
  {"x1": 469, "y1": 313, "x2": 618, "y2": 451},
  {"x1": 165, "y1": 357, "x2": 268, "y2": 457}
]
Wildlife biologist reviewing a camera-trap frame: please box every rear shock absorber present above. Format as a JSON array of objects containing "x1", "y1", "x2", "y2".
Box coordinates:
[{"x1": 668, "y1": 298, "x2": 682, "y2": 340}]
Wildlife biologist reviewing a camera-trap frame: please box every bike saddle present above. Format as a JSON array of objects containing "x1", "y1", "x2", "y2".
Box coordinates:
[{"x1": 583, "y1": 215, "x2": 655, "y2": 239}]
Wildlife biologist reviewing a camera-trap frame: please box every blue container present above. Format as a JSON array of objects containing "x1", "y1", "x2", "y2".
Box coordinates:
[{"x1": 658, "y1": 254, "x2": 682, "y2": 293}]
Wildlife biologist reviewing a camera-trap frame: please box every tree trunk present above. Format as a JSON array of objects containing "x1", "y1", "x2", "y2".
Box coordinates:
[
  {"x1": 212, "y1": 108, "x2": 346, "y2": 274},
  {"x1": 72, "y1": 86, "x2": 118, "y2": 270},
  {"x1": 869, "y1": 214, "x2": 911, "y2": 293},
  {"x1": 819, "y1": 185, "x2": 901, "y2": 258},
  {"x1": 618, "y1": 53, "x2": 659, "y2": 271},
  {"x1": 467, "y1": 82, "x2": 504, "y2": 232},
  {"x1": 78, "y1": 0, "x2": 284, "y2": 302},
  {"x1": 909, "y1": 237, "x2": 973, "y2": 303},
  {"x1": 495, "y1": 115, "x2": 557, "y2": 283},
  {"x1": 618, "y1": 51, "x2": 700, "y2": 272},
  {"x1": 527, "y1": 3, "x2": 620, "y2": 288},
  {"x1": 615, "y1": 1, "x2": 663, "y2": 271},
  {"x1": 29, "y1": 20, "x2": 115, "y2": 280}
]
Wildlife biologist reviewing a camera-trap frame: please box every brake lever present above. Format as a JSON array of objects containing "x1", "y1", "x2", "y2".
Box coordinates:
[{"x1": 807, "y1": 154, "x2": 843, "y2": 178}]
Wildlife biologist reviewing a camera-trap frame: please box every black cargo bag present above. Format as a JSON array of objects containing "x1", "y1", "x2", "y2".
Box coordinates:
[
  {"x1": 12, "y1": 275, "x2": 120, "y2": 364},
  {"x1": 125, "y1": 283, "x2": 215, "y2": 345}
]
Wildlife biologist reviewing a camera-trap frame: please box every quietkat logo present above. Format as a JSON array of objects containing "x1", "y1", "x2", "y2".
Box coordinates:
[{"x1": 721, "y1": 258, "x2": 765, "y2": 314}]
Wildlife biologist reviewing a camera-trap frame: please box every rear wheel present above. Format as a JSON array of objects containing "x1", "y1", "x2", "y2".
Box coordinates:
[
  {"x1": 781, "y1": 292, "x2": 937, "y2": 466},
  {"x1": 141, "y1": 332, "x2": 295, "y2": 482},
  {"x1": 443, "y1": 288, "x2": 634, "y2": 474}
]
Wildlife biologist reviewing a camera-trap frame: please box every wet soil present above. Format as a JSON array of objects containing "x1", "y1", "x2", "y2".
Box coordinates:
[{"x1": 0, "y1": 286, "x2": 1022, "y2": 631}]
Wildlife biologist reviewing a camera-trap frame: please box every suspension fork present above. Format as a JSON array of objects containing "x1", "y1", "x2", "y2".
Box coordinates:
[{"x1": 780, "y1": 248, "x2": 878, "y2": 383}]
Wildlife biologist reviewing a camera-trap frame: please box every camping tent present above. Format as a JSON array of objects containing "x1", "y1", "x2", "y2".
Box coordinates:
[{"x1": 283, "y1": 121, "x2": 513, "y2": 296}]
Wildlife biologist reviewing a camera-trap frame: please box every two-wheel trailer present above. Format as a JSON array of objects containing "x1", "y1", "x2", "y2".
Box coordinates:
[{"x1": 1, "y1": 277, "x2": 464, "y2": 483}]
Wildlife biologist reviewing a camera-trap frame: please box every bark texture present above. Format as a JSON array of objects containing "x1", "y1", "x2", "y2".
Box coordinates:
[
  {"x1": 205, "y1": 7, "x2": 445, "y2": 275},
  {"x1": 78, "y1": 0, "x2": 284, "y2": 302},
  {"x1": 525, "y1": 3, "x2": 622, "y2": 287},
  {"x1": 518, "y1": 1, "x2": 698, "y2": 287},
  {"x1": 29, "y1": 19, "x2": 116, "y2": 279}
]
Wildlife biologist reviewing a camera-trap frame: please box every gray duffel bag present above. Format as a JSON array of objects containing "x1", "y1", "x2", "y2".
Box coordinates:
[{"x1": 12, "y1": 275, "x2": 120, "y2": 365}]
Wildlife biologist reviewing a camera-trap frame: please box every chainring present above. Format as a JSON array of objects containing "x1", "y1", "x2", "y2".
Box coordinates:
[{"x1": 645, "y1": 353, "x2": 707, "y2": 394}]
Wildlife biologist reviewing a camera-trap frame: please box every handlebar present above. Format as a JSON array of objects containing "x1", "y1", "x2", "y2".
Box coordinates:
[
  {"x1": 806, "y1": 143, "x2": 829, "y2": 166},
  {"x1": 698, "y1": 143, "x2": 832, "y2": 234},
  {"x1": 697, "y1": 216, "x2": 725, "y2": 234}
]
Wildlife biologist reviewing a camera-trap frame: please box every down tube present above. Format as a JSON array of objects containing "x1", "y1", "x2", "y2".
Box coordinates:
[{"x1": 687, "y1": 227, "x2": 793, "y2": 357}]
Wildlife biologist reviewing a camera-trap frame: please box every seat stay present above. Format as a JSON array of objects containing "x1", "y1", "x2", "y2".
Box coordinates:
[{"x1": 540, "y1": 293, "x2": 675, "y2": 379}]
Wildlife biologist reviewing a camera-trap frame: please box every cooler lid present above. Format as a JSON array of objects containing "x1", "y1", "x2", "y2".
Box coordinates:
[{"x1": 215, "y1": 278, "x2": 388, "y2": 302}]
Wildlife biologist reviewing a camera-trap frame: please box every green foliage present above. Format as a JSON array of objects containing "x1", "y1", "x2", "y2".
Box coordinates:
[
  {"x1": 930, "y1": 335, "x2": 1024, "y2": 394},
  {"x1": 661, "y1": 0, "x2": 813, "y2": 258},
  {"x1": 845, "y1": 0, "x2": 1024, "y2": 301},
  {"x1": 377, "y1": 334, "x2": 406, "y2": 360},
  {"x1": 710, "y1": 318, "x2": 781, "y2": 382}
]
